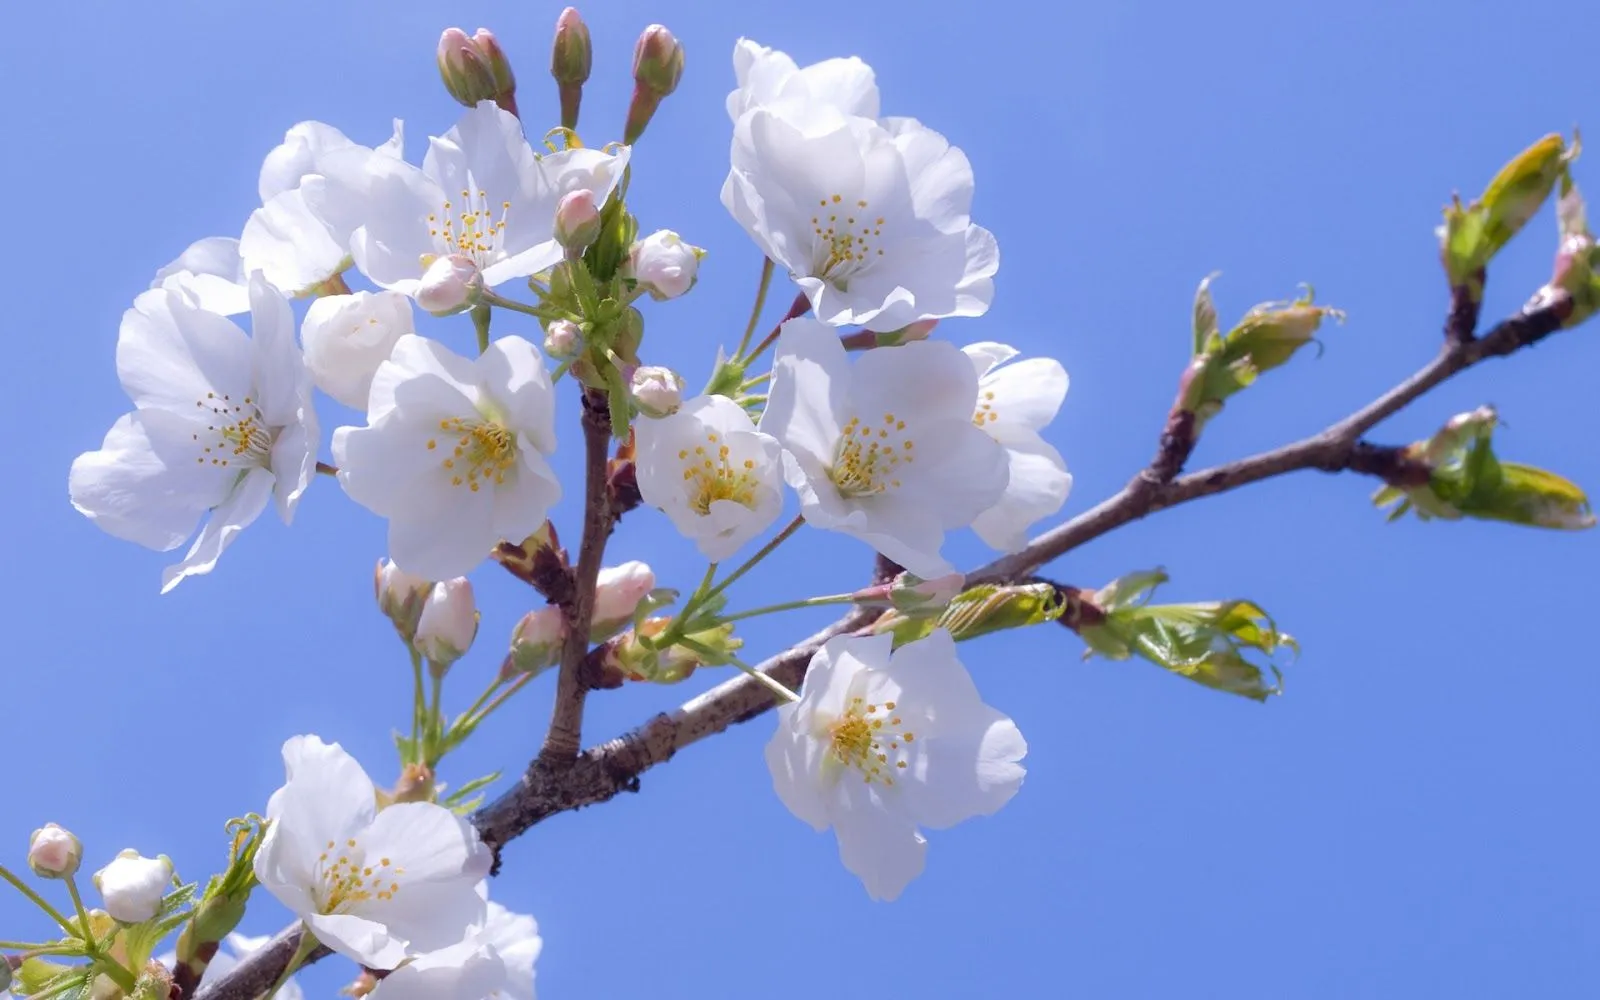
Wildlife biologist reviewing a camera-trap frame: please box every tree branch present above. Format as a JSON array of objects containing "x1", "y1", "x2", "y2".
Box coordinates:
[
  {"x1": 541, "y1": 388, "x2": 616, "y2": 763},
  {"x1": 190, "y1": 289, "x2": 1575, "y2": 1000}
]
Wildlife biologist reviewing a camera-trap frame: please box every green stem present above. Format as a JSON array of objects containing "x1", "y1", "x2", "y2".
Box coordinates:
[
  {"x1": 470, "y1": 671, "x2": 535, "y2": 727},
  {"x1": 457, "y1": 676, "x2": 504, "y2": 730},
  {"x1": 0, "y1": 865, "x2": 78, "y2": 937},
  {"x1": 409, "y1": 647, "x2": 425, "y2": 760},
  {"x1": 429, "y1": 672, "x2": 444, "y2": 733},
  {"x1": 268, "y1": 926, "x2": 320, "y2": 999},
  {"x1": 735, "y1": 257, "x2": 775, "y2": 358},
  {"x1": 63, "y1": 875, "x2": 93, "y2": 937},
  {"x1": 654, "y1": 563, "x2": 718, "y2": 648},
  {"x1": 93, "y1": 958, "x2": 138, "y2": 995},
  {"x1": 702, "y1": 515, "x2": 804, "y2": 606},
  {"x1": 471, "y1": 303, "x2": 493, "y2": 354},
  {"x1": 679, "y1": 638, "x2": 798, "y2": 703},
  {"x1": 718, "y1": 593, "x2": 859, "y2": 625},
  {"x1": 0, "y1": 938, "x2": 61, "y2": 950},
  {"x1": 481, "y1": 290, "x2": 545, "y2": 318}
]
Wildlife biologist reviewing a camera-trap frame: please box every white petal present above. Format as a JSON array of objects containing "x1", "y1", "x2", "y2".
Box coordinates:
[
  {"x1": 479, "y1": 336, "x2": 556, "y2": 452},
  {"x1": 117, "y1": 289, "x2": 253, "y2": 414},
  {"x1": 424, "y1": 102, "x2": 541, "y2": 225},
  {"x1": 153, "y1": 237, "x2": 249, "y2": 315},
  {"x1": 239, "y1": 189, "x2": 347, "y2": 295},
  {"x1": 896, "y1": 418, "x2": 1010, "y2": 529},
  {"x1": 850, "y1": 339, "x2": 979, "y2": 429},
  {"x1": 961, "y1": 341, "x2": 1019, "y2": 380},
  {"x1": 305, "y1": 152, "x2": 439, "y2": 293},
  {"x1": 980, "y1": 356, "x2": 1069, "y2": 432},
  {"x1": 758, "y1": 317, "x2": 849, "y2": 466},
  {"x1": 248, "y1": 274, "x2": 312, "y2": 429},
  {"x1": 301, "y1": 291, "x2": 415, "y2": 411},
  {"x1": 492, "y1": 445, "x2": 562, "y2": 543},
  {"x1": 373, "y1": 935, "x2": 506, "y2": 1000},
  {"x1": 350, "y1": 803, "x2": 492, "y2": 953},
  {"x1": 386, "y1": 497, "x2": 497, "y2": 580},
  {"x1": 69, "y1": 409, "x2": 230, "y2": 551},
  {"x1": 765, "y1": 720, "x2": 832, "y2": 832},
  {"x1": 482, "y1": 901, "x2": 541, "y2": 1000},
  {"x1": 160, "y1": 465, "x2": 275, "y2": 592},
  {"x1": 972, "y1": 429, "x2": 1071, "y2": 552},
  {"x1": 841, "y1": 498, "x2": 953, "y2": 579},
  {"x1": 832, "y1": 784, "x2": 927, "y2": 902},
  {"x1": 305, "y1": 912, "x2": 409, "y2": 970},
  {"x1": 797, "y1": 633, "x2": 887, "y2": 730},
  {"x1": 260, "y1": 121, "x2": 361, "y2": 202}
]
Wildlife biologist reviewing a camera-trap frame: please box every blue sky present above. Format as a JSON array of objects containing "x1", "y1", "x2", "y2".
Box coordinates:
[{"x1": 3, "y1": 0, "x2": 1597, "y2": 997}]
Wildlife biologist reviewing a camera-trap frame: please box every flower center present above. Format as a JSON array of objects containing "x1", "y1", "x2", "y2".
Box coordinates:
[
  {"x1": 311, "y1": 838, "x2": 406, "y2": 914},
  {"x1": 829, "y1": 412, "x2": 915, "y2": 498},
  {"x1": 677, "y1": 431, "x2": 760, "y2": 514},
  {"x1": 428, "y1": 416, "x2": 517, "y2": 492},
  {"x1": 190, "y1": 391, "x2": 273, "y2": 469},
  {"x1": 428, "y1": 187, "x2": 511, "y2": 269},
  {"x1": 973, "y1": 387, "x2": 1000, "y2": 427},
  {"x1": 826, "y1": 696, "x2": 916, "y2": 786},
  {"x1": 809, "y1": 193, "x2": 886, "y2": 288}
]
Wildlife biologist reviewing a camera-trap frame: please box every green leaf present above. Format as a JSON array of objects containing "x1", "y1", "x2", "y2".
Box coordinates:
[
  {"x1": 1192, "y1": 271, "x2": 1221, "y2": 356},
  {"x1": 443, "y1": 771, "x2": 502, "y2": 808},
  {"x1": 873, "y1": 582, "x2": 1065, "y2": 646}
]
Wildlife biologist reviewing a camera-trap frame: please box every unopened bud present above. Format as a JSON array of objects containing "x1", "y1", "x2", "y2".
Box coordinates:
[
  {"x1": 1439, "y1": 132, "x2": 1579, "y2": 291},
  {"x1": 94, "y1": 850, "x2": 173, "y2": 924},
  {"x1": 416, "y1": 254, "x2": 484, "y2": 316},
  {"x1": 132, "y1": 959, "x2": 175, "y2": 1000},
  {"x1": 633, "y1": 25, "x2": 684, "y2": 97},
  {"x1": 611, "y1": 618, "x2": 739, "y2": 684},
  {"x1": 553, "y1": 190, "x2": 602, "y2": 255},
  {"x1": 550, "y1": 8, "x2": 592, "y2": 131},
  {"x1": 890, "y1": 572, "x2": 965, "y2": 612},
  {"x1": 508, "y1": 606, "x2": 566, "y2": 677},
  {"x1": 623, "y1": 230, "x2": 703, "y2": 300},
  {"x1": 472, "y1": 29, "x2": 515, "y2": 98},
  {"x1": 414, "y1": 578, "x2": 479, "y2": 669},
  {"x1": 591, "y1": 561, "x2": 655, "y2": 639},
  {"x1": 28, "y1": 823, "x2": 81, "y2": 879},
  {"x1": 437, "y1": 27, "x2": 500, "y2": 108},
  {"x1": 376, "y1": 559, "x2": 432, "y2": 643},
  {"x1": 545, "y1": 318, "x2": 582, "y2": 357},
  {"x1": 841, "y1": 319, "x2": 939, "y2": 351},
  {"x1": 630, "y1": 365, "x2": 684, "y2": 418}
]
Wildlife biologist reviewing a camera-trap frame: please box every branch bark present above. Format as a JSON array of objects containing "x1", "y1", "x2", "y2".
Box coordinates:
[{"x1": 191, "y1": 289, "x2": 1574, "y2": 1000}]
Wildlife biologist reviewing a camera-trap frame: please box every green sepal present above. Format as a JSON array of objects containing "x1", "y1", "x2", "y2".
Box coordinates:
[{"x1": 1439, "y1": 132, "x2": 1579, "y2": 288}]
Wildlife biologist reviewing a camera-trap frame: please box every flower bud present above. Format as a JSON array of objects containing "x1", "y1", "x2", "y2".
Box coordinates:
[
  {"x1": 544, "y1": 318, "x2": 582, "y2": 357},
  {"x1": 610, "y1": 619, "x2": 739, "y2": 684},
  {"x1": 553, "y1": 190, "x2": 602, "y2": 255},
  {"x1": 508, "y1": 606, "x2": 566, "y2": 678},
  {"x1": 94, "y1": 850, "x2": 173, "y2": 924},
  {"x1": 591, "y1": 561, "x2": 655, "y2": 639},
  {"x1": 841, "y1": 319, "x2": 939, "y2": 351},
  {"x1": 28, "y1": 823, "x2": 82, "y2": 879},
  {"x1": 630, "y1": 365, "x2": 684, "y2": 418},
  {"x1": 416, "y1": 254, "x2": 484, "y2": 316},
  {"x1": 890, "y1": 572, "x2": 965, "y2": 612},
  {"x1": 633, "y1": 25, "x2": 684, "y2": 97},
  {"x1": 376, "y1": 559, "x2": 433, "y2": 643},
  {"x1": 550, "y1": 7, "x2": 592, "y2": 131},
  {"x1": 437, "y1": 27, "x2": 500, "y2": 108},
  {"x1": 1438, "y1": 132, "x2": 1579, "y2": 291},
  {"x1": 472, "y1": 29, "x2": 515, "y2": 97},
  {"x1": 414, "y1": 578, "x2": 479, "y2": 669},
  {"x1": 623, "y1": 230, "x2": 703, "y2": 300}
]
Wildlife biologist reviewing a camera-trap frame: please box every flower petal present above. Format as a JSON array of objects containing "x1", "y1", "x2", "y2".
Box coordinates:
[
  {"x1": 981, "y1": 356, "x2": 1069, "y2": 432},
  {"x1": 117, "y1": 289, "x2": 254, "y2": 415},
  {"x1": 759, "y1": 317, "x2": 849, "y2": 466},
  {"x1": 972, "y1": 428, "x2": 1071, "y2": 552},
  {"x1": 351, "y1": 802, "x2": 492, "y2": 954},
  {"x1": 68, "y1": 409, "x2": 231, "y2": 551},
  {"x1": 239, "y1": 189, "x2": 347, "y2": 295},
  {"x1": 152, "y1": 237, "x2": 250, "y2": 316},
  {"x1": 831, "y1": 784, "x2": 927, "y2": 902},
  {"x1": 160, "y1": 465, "x2": 276, "y2": 592},
  {"x1": 305, "y1": 912, "x2": 409, "y2": 971}
]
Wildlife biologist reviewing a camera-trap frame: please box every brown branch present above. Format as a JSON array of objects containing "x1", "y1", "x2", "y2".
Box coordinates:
[
  {"x1": 191, "y1": 289, "x2": 1575, "y2": 1000},
  {"x1": 541, "y1": 387, "x2": 616, "y2": 763}
]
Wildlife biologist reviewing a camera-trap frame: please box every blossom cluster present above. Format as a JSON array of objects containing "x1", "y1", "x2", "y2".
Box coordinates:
[{"x1": 19, "y1": 13, "x2": 1075, "y2": 999}]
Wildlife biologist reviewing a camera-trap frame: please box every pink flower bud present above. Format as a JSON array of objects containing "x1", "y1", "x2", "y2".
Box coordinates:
[
  {"x1": 375, "y1": 559, "x2": 432, "y2": 642},
  {"x1": 414, "y1": 578, "x2": 479, "y2": 668},
  {"x1": 415, "y1": 254, "x2": 483, "y2": 316},
  {"x1": 28, "y1": 823, "x2": 82, "y2": 879},
  {"x1": 630, "y1": 365, "x2": 684, "y2": 418},
  {"x1": 508, "y1": 605, "x2": 567, "y2": 677},
  {"x1": 437, "y1": 27, "x2": 499, "y2": 107},
  {"x1": 472, "y1": 28, "x2": 515, "y2": 95},
  {"x1": 591, "y1": 561, "x2": 655, "y2": 639},
  {"x1": 890, "y1": 571, "x2": 965, "y2": 611},
  {"x1": 544, "y1": 318, "x2": 582, "y2": 357},
  {"x1": 553, "y1": 190, "x2": 602, "y2": 254},
  {"x1": 624, "y1": 230, "x2": 702, "y2": 300},
  {"x1": 94, "y1": 850, "x2": 173, "y2": 924},
  {"x1": 550, "y1": 8, "x2": 592, "y2": 85},
  {"x1": 633, "y1": 25, "x2": 684, "y2": 97}
]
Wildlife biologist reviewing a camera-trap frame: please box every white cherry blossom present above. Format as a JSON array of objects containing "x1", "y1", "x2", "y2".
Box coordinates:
[
  {"x1": 757, "y1": 318, "x2": 1007, "y2": 577},
  {"x1": 372, "y1": 933, "x2": 507, "y2": 1000},
  {"x1": 765, "y1": 629, "x2": 1026, "y2": 901},
  {"x1": 69, "y1": 277, "x2": 317, "y2": 593},
  {"x1": 152, "y1": 237, "x2": 250, "y2": 316},
  {"x1": 93, "y1": 850, "x2": 172, "y2": 923},
  {"x1": 726, "y1": 38, "x2": 879, "y2": 134},
  {"x1": 254, "y1": 735, "x2": 492, "y2": 970},
  {"x1": 332, "y1": 334, "x2": 560, "y2": 580},
  {"x1": 723, "y1": 112, "x2": 997, "y2": 332},
  {"x1": 963, "y1": 342, "x2": 1073, "y2": 551},
  {"x1": 300, "y1": 290, "x2": 415, "y2": 410},
  {"x1": 636, "y1": 394, "x2": 785, "y2": 562},
  {"x1": 482, "y1": 899, "x2": 542, "y2": 1000},
  {"x1": 305, "y1": 101, "x2": 629, "y2": 299}
]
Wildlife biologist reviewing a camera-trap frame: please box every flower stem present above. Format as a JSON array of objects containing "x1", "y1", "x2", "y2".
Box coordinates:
[
  {"x1": 408, "y1": 647, "x2": 425, "y2": 761},
  {"x1": 717, "y1": 592, "x2": 859, "y2": 624},
  {"x1": 481, "y1": 290, "x2": 545, "y2": 318},
  {"x1": 0, "y1": 938, "x2": 61, "y2": 950},
  {"x1": 742, "y1": 290, "x2": 812, "y2": 363},
  {"x1": 735, "y1": 257, "x2": 775, "y2": 358},
  {"x1": 63, "y1": 875, "x2": 93, "y2": 938},
  {"x1": 470, "y1": 671, "x2": 535, "y2": 727},
  {"x1": 0, "y1": 865, "x2": 78, "y2": 937},
  {"x1": 679, "y1": 638, "x2": 798, "y2": 702},
  {"x1": 314, "y1": 461, "x2": 339, "y2": 477},
  {"x1": 471, "y1": 303, "x2": 493, "y2": 355},
  {"x1": 702, "y1": 515, "x2": 804, "y2": 606}
]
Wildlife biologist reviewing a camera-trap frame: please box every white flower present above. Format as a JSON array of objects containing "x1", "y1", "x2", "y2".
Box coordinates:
[
  {"x1": 157, "y1": 933, "x2": 303, "y2": 1000},
  {"x1": 152, "y1": 237, "x2": 250, "y2": 316},
  {"x1": 963, "y1": 343, "x2": 1073, "y2": 551},
  {"x1": 757, "y1": 318, "x2": 1007, "y2": 578},
  {"x1": 623, "y1": 229, "x2": 702, "y2": 300},
  {"x1": 414, "y1": 577, "x2": 479, "y2": 665},
  {"x1": 258, "y1": 120, "x2": 405, "y2": 204},
  {"x1": 726, "y1": 39, "x2": 879, "y2": 135},
  {"x1": 254, "y1": 735, "x2": 492, "y2": 970},
  {"x1": 482, "y1": 899, "x2": 541, "y2": 1000},
  {"x1": 765, "y1": 629, "x2": 1026, "y2": 901},
  {"x1": 301, "y1": 291, "x2": 416, "y2": 410},
  {"x1": 591, "y1": 561, "x2": 655, "y2": 637},
  {"x1": 372, "y1": 933, "x2": 508, "y2": 1000},
  {"x1": 93, "y1": 850, "x2": 173, "y2": 923},
  {"x1": 629, "y1": 365, "x2": 684, "y2": 418},
  {"x1": 723, "y1": 113, "x2": 998, "y2": 332},
  {"x1": 305, "y1": 101, "x2": 629, "y2": 299},
  {"x1": 636, "y1": 394, "x2": 784, "y2": 562},
  {"x1": 332, "y1": 335, "x2": 561, "y2": 580},
  {"x1": 69, "y1": 277, "x2": 318, "y2": 593}
]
